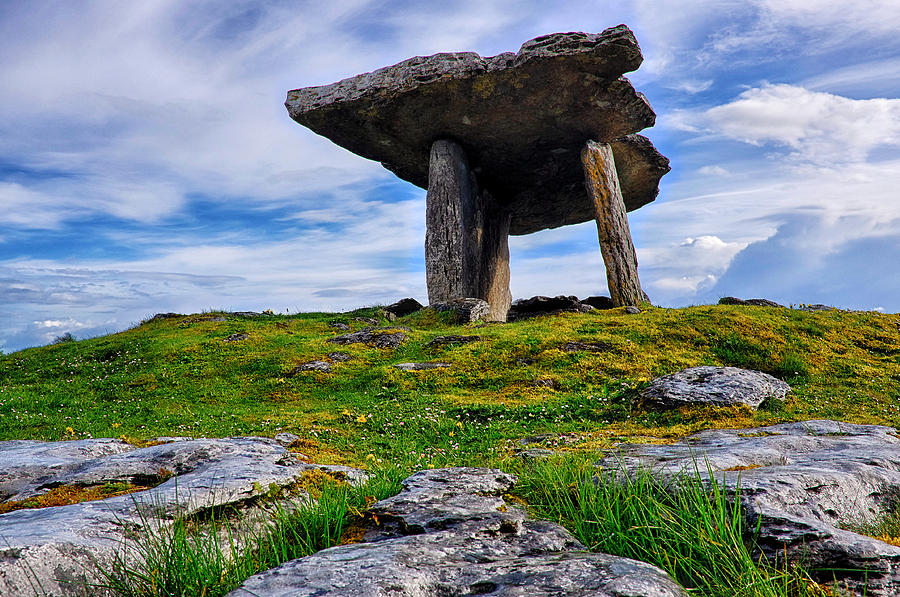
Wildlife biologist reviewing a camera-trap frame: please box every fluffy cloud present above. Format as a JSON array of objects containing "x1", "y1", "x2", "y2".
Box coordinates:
[{"x1": 673, "y1": 84, "x2": 900, "y2": 165}]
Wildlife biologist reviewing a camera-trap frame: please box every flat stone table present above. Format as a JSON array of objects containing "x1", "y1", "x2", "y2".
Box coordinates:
[{"x1": 287, "y1": 25, "x2": 669, "y2": 319}]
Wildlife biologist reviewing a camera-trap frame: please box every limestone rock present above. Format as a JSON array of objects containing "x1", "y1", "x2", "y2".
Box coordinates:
[
  {"x1": 624, "y1": 305, "x2": 642, "y2": 314},
  {"x1": 383, "y1": 297, "x2": 424, "y2": 318},
  {"x1": 640, "y1": 366, "x2": 790, "y2": 410},
  {"x1": 431, "y1": 298, "x2": 492, "y2": 323},
  {"x1": 224, "y1": 333, "x2": 249, "y2": 342},
  {"x1": 507, "y1": 295, "x2": 594, "y2": 321},
  {"x1": 719, "y1": 297, "x2": 784, "y2": 308},
  {"x1": 582, "y1": 295, "x2": 615, "y2": 309},
  {"x1": 426, "y1": 334, "x2": 481, "y2": 347},
  {"x1": 145, "y1": 312, "x2": 180, "y2": 322},
  {"x1": 328, "y1": 328, "x2": 407, "y2": 349},
  {"x1": 565, "y1": 341, "x2": 612, "y2": 353},
  {"x1": 0, "y1": 437, "x2": 367, "y2": 597},
  {"x1": 229, "y1": 468, "x2": 687, "y2": 597},
  {"x1": 329, "y1": 321, "x2": 351, "y2": 331},
  {"x1": 599, "y1": 420, "x2": 900, "y2": 596},
  {"x1": 393, "y1": 362, "x2": 451, "y2": 371},
  {"x1": 799, "y1": 303, "x2": 836, "y2": 311},
  {"x1": 325, "y1": 351, "x2": 352, "y2": 362},
  {"x1": 293, "y1": 360, "x2": 331, "y2": 373},
  {"x1": 286, "y1": 26, "x2": 669, "y2": 236}
]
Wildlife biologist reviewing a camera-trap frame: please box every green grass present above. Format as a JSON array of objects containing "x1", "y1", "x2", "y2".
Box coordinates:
[
  {"x1": 509, "y1": 455, "x2": 833, "y2": 597},
  {"x1": 95, "y1": 467, "x2": 404, "y2": 597},
  {"x1": 3, "y1": 304, "x2": 899, "y2": 468},
  {"x1": 2, "y1": 303, "x2": 899, "y2": 595}
]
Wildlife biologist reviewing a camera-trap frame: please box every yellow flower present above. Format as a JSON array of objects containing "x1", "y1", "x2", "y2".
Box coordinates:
[
  {"x1": 341, "y1": 409, "x2": 352, "y2": 417},
  {"x1": 112, "y1": 422, "x2": 120, "y2": 429},
  {"x1": 65, "y1": 426, "x2": 74, "y2": 435},
  {"x1": 448, "y1": 431, "x2": 455, "y2": 437},
  {"x1": 366, "y1": 453, "x2": 376, "y2": 460},
  {"x1": 356, "y1": 415, "x2": 368, "y2": 423},
  {"x1": 456, "y1": 421, "x2": 463, "y2": 429}
]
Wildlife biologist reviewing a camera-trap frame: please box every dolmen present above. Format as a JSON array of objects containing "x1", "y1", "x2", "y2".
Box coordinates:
[{"x1": 286, "y1": 25, "x2": 669, "y2": 321}]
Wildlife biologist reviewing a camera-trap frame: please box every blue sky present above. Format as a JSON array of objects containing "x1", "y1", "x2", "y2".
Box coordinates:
[{"x1": 2, "y1": 0, "x2": 900, "y2": 352}]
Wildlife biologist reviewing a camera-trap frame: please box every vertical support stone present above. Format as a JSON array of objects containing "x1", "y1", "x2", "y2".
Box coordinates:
[
  {"x1": 581, "y1": 140, "x2": 644, "y2": 306},
  {"x1": 425, "y1": 139, "x2": 511, "y2": 321}
]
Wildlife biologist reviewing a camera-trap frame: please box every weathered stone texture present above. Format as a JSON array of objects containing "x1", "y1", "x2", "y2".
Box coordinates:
[
  {"x1": 425, "y1": 139, "x2": 511, "y2": 320},
  {"x1": 600, "y1": 420, "x2": 900, "y2": 596},
  {"x1": 0, "y1": 438, "x2": 366, "y2": 597},
  {"x1": 583, "y1": 140, "x2": 644, "y2": 306},
  {"x1": 640, "y1": 366, "x2": 791, "y2": 409},
  {"x1": 229, "y1": 468, "x2": 687, "y2": 597},
  {"x1": 286, "y1": 26, "x2": 669, "y2": 236}
]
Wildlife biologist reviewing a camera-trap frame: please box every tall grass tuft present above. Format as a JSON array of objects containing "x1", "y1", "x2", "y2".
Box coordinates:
[
  {"x1": 510, "y1": 455, "x2": 830, "y2": 597},
  {"x1": 96, "y1": 467, "x2": 403, "y2": 597}
]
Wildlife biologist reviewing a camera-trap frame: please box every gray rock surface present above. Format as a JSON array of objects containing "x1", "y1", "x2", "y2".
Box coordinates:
[
  {"x1": 640, "y1": 366, "x2": 791, "y2": 410},
  {"x1": 718, "y1": 297, "x2": 784, "y2": 307},
  {"x1": 328, "y1": 327, "x2": 408, "y2": 348},
  {"x1": 229, "y1": 467, "x2": 686, "y2": 597},
  {"x1": 507, "y1": 295, "x2": 594, "y2": 321},
  {"x1": 383, "y1": 297, "x2": 424, "y2": 318},
  {"x1": 286, "y1": 26, "x2": 669, "y2": 236},
  {"x1": 393, "y1": 362, "x2": 452, "y2": 371},
  {"x1": 293, "y1": 360, "x2": 331, "y2": 373},
  {"x1": 224, "y1": 333, "x2": 250, "y2": 342},
  {"x1": 582, "y1": 295, "x2": 615, "y2": 309},
  {"x1": 564, "y1": 341, "x2": 612, "y2": 352},
  {"x1": 426, "y1": 334, "x2": 482, "y2": 347},
  {"x1": 0, "y1": 437, "x2": 366, "y2": 596},
  {"x1": 599, "y1": 420, "x2": 900, "y2": 596},
  {"x1": 431, "y1": 298, "x2": 492, "y2": 323},
  {"x1": 624, "y1": 305, "x2": 642, "y2": 314}
]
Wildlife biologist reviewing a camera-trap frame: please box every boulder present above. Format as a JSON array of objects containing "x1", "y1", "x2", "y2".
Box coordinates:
[
  {"x1": 640, "y1": 366, "x2": 790, "y2": 410},
  {"x1": 293, "y1": 360, "x2": 332, "y2": 373},
  {"x1": 328, "y1": 328, "x2": 407, "y2": 349},
  {"x1": 0, "y1": 437, "x2": 366, "y2": 597},
  {"x1": 507, "y1": 295, "x2": 594, "y2": 321},
  {"x1": 599, "y1": 420, "x2": 900, "y2": 596},
  {"x1": 431, "y1": 298, "x2": 492, "y2": 323},
  {"x1": 383, "y1": 297, "x2": 424, "y2": 318},
  {"x1": 582, "y1": 295, "x2": 615, "y2": 310},
  {"x1": 799, "y1": 303, "x2": 837, "y2": 312},
  {"x1": 426, "y1": 334, "x2": 481, "y2": 348},
  {"x1": 229, "y1": 467, "x2": 687, "y2": 597},
  {"x1": 286, "y1": 26, "x2": 669, "y2": 236},
  {"x1": 718, "y1": 297, "x2": 784, "y2": 308},
  {"x1": 224, "y1": 333, "x2": 250, "y2": 342}
]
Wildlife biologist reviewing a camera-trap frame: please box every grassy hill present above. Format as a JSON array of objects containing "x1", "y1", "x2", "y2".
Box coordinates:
[{"x1": 3, "y1": 303, "x2": 899, "y2": 470}]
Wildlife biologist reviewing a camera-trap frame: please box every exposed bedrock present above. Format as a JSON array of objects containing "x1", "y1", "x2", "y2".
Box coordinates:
[
  {"x1": 229, "y1": 467, "x2": 687, "y2": 597},
  {"x1": 599, "y1": 420, "x2": 900, "y2": 596},
  {"x1": 0, "y1": 437, "x2": 365, "y2": 596}
]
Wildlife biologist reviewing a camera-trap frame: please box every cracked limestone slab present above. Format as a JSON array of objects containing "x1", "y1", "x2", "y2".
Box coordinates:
[
  {"x1": 229, "y1": 467, "x2": 686, "y2": 597},
  {"x1": 599, "y1": 420, "x2": 900, "y2": 596},
  {"x1": 0, "y1": 437, "x2": 366, "y2": 597}
]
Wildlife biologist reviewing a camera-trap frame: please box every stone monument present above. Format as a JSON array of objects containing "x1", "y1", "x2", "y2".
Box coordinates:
[{"x1": 286, "y1": 25, "x2": 669, "y2": 320}]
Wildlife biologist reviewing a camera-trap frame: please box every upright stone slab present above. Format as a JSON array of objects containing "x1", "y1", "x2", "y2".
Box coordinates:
[
  {"x1": 581, "y1": 140, "x2": 643, "y2": 306},
  {"x1": 425, "y1": 139, "x2": 511, "y2": 321}
]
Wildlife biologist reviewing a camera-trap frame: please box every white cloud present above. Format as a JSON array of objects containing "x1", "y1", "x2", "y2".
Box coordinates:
[
  {"x1": 676, "y1": 84, "x2": 900, "y2": 165},
  {"x1": 697, "y1": 165, "x2": 729, "y2": 176}
]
